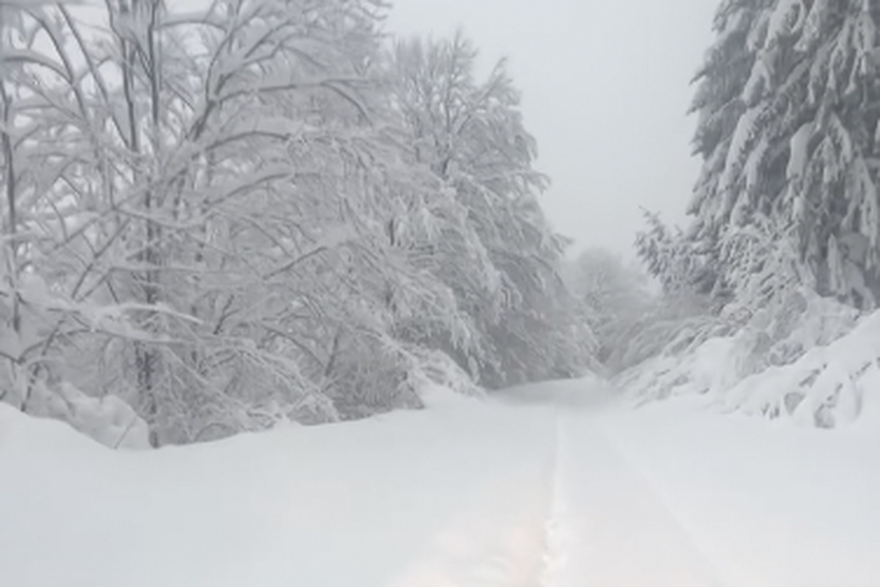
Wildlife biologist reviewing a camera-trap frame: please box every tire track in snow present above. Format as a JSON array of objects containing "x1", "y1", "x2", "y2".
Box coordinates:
[
  {"x1": 554, "y1": 409, "x2": 730, "y2": 587},
  {"x1": 538, "y1": 407, "x2": 572, "y2": 587}
]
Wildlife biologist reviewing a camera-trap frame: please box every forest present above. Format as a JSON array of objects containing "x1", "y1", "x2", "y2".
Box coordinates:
[{"x1": 3, "y1": 0, "x2": 880, "y2": 447}]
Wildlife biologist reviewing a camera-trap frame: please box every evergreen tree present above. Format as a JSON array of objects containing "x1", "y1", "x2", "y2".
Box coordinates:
[{"x1": 688, "y1": 0, "x2": 880, "y2": 311}]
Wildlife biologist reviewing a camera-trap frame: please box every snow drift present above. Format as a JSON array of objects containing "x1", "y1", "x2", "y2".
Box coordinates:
[{"x1": 617, "y1": 288, "x2": 878, "y2": 427}]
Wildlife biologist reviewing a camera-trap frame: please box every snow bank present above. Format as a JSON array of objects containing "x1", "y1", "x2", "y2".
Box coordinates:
[
  {"x1": 0, "y1": 388, "x2": 556, "y2": 587},
  {"x1": 725, "y1": 310, "x2": 880, "y2": 428},
  {"x1": 1, "y1": 380, "x2": 151, "y2": 450},
  {"x1": 618, "y1": 288, "x2": 865, "y2": 427}
]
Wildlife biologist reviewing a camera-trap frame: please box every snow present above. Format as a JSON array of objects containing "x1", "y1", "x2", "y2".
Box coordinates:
[
  {"x1": 0, "y1": 393, "x2": 558, "y2": 587},
  {"x1": 2, "y1": 376, "x2": 880, "y2": 586},
  {"x1": 787, "y1": 120, "x2": 814, "y2": 181},
  {"x1": 725, "y1": 309, "x2": 880, "y2": 427},
  {"x1": 600, "y1": 396, "x2": 880, "y2": 587},
  {"x1": 620, "y1": 289, "x2": 864, "y2": 427},
  {"x1": 767, "y1": 0, "x2": 805, "y2": 45}
]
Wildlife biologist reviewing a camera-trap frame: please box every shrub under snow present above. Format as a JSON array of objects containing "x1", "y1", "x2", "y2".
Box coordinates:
[
  {"x1": 618, "y1": 288, "x2": 870, "y2": 428},
  {"x1": 724, "y1": 310, "x2": 880, "y2": 428},
  {"x1": 27, "y1": 382, "x2": 151, "y2": 450}
]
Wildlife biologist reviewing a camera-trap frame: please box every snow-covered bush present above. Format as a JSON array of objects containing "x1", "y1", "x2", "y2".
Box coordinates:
[
  {"x1": 724, "y1": 309, "x2": 880, "y2": 428},
  {"x1": 618, "y1": 287, "x2": 862, "y2": 427},
  {"x1": 617, "y1": 335, "x2": 743, "y2": 404},
  {"x1": 403, "y1": 345, "x2": 484, "y2": 403},
  {"x1": 609, "y1": 298, "x2": 731, "y2": 374},
  {"x1": 326, "y1": 336, "x2": 484, "y2": 421},
  {"x1": 25, "y1": 382, "x2": 150, "y2": 450}
]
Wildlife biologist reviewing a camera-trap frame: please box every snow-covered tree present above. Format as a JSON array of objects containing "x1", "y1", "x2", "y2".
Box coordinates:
[
  {"x1": 0, "y1": 1, "x2": 121, "y2": 421},
  {"x1": 388, "y1": 31, "x2": 594, "y2": 387},
  {"x1": 2, "y1": 4, "x2": 591, "y2": 445},
  {"x1": 689, "y1": 0, "x2": 880, "y2": 311},
  {"x1": 565, "y1": 248, "x2": 651, "y2": 364},
  {"x1": 1, "y1": 0, "x2": 484, "y2": 444},
  {"x1": 634, "y1": 209, "x2": 723, "y2": 297}
]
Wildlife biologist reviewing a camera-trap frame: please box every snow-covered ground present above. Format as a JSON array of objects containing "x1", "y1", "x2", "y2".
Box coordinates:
[
  {"x1": 2, "y1": 378, "x2": 879, "y2": 586},
  {"x1": 599, "y1": 396, "x2": 880, "y2": 587}
]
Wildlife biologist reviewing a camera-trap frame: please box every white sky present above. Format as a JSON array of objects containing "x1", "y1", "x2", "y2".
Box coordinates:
[{"x1": 384, "y1": 1, "x2": 717, "y2": 260}]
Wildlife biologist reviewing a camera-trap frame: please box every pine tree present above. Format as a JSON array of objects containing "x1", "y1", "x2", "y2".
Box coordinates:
[{"x1": 689, "y1": 0, "x2": 880, "y2": 311}]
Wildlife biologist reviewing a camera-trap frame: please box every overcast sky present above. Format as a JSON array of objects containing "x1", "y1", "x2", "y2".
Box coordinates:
[{"x1": 385, "y1": 1, "x2": 718, "y2": 260}]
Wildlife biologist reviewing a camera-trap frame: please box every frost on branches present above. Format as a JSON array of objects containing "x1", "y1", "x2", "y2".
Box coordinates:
[
  {"x1": 388, "y1": 32, "x2": 595, "y2": 389},
  {"x1": 0, "y1": 3, "x2": 592, "y2": 446}
]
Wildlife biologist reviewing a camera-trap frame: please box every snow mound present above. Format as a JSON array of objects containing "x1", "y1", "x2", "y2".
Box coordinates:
[
  {"x1": 725, "y1": 310, "x2": 880, "y2": 428},
  {"x1": 417, "y1": 383, "x2": 482, "y2": 410},
  {"x1": 32, "y1": 382, "x2": 152, "y2": 450},
  {"x1": 405, "y1": 345, "x2": 485, "y2": 408},
  {"x1": 2, "y1": 380, "x2": 151, "y2": 450},
  {"x1": 619, "y1": 289, "x2": 864, "y2": 427},
  {"x1": 0, "y1": 401, "x2": 105, "y2": 453}
]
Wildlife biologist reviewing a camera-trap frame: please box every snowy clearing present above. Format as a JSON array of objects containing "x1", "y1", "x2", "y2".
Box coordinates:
[{"x1": 2, "y1": 378, "x2": 879, "y2": 587}]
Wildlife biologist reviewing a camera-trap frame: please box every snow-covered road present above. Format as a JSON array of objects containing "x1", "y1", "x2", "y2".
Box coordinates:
[
  {"x1": 1, "y1": 378, "x2": 879, "y2": 586},
  {"x1": 547, "y1": 408, "x2": 726, "y2": 586}
]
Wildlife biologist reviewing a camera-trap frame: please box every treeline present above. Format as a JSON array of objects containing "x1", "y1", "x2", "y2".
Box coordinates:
[{"x1": 0, "y1": 0, "x2": 593, "y2": 445}]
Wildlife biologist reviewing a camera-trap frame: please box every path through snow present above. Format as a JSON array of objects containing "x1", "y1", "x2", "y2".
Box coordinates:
[
  {"x1": 490, "y1": 381, "x2": 727, "y2": 586},
  {"x1": 1, "y1": 377, "x2": 879, "y2": 586}
]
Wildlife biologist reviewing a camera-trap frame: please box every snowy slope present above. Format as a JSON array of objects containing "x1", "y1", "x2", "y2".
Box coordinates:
[
  {"x1": 618, "y1": 291, "x2": 878, "y2": 429},
  {"x1": 2, "y1": 379, "x2": 879, "y2": 587}
]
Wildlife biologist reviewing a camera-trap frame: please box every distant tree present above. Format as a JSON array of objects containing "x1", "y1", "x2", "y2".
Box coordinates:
[{"x1": 566, "y1": 248, "x2": 651, "y2": 362}]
